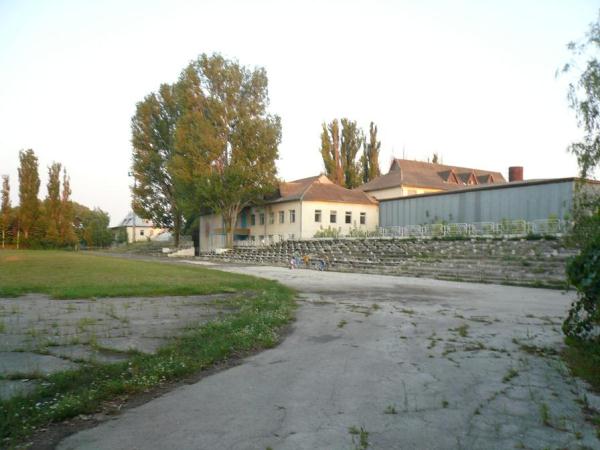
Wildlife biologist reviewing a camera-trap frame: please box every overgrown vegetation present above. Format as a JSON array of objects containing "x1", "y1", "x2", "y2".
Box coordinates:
[
  {"x1": 560, "y1": 12, "x2": 600, "y2": 391},
  {"x1": 0, "y1": 251, "x2": 295, "y2": 446}
]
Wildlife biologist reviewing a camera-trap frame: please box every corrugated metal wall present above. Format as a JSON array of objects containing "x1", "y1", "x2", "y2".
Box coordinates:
[{"x1": 379, "y1": 180, "x2": 575, "y2": 227}]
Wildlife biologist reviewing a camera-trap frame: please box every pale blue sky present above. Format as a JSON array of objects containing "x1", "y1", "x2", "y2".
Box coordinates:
[{"x1": 0, "y1": 0, "x2": 598, "y2": 225}]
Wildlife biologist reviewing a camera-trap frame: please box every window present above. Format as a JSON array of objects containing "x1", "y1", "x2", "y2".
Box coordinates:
[
  {"x1": 250, "y1": 235, "x2": 255, "y2": 242},
  {"x1": 360, "y1": 212, "x2": 366, "y2": 225},
  {"x1": 139, "y1": 230, "x2": 144, "y2": 236},
  {"x1": 250, "y1": 214, "x2": 256, "y2": 226},
  {"x1": 289, "y1": 209, "x2": 296, "y2": 223},
  {"x1": 259, "y1": 213, "x2": 265, "y2": 225},
  {"x1": 314, "y1": 209, "x2": 322, "y2": 222},
  {"x1": 330, "y1": 210, "x2": 337, "y2": 223},
  {"x1": 269, "y1": 212, "x2": 275, "y2": 225},
  {"x1": 345, "y1": 211, "x2": 352, "y2": 224},
  {"x1": 278, "y1": 211, "x2": 285, "y2": 223},
  {"x1": 288, "y1": 233, "x2": 295, "y2": 240}
]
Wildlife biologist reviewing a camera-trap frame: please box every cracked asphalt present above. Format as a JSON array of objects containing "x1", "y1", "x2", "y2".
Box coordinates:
[{"x1": 58, "y1": 265, "x2": 600, "y2": 450}]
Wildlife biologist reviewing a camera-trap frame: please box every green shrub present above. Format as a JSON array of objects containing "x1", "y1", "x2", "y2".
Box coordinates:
[
  {"x1": 313, "y1": 226, "x2": 341, "y2": 238},
  {"x1": 563, "y1": 231, "x2": 600, "y2": 340}
]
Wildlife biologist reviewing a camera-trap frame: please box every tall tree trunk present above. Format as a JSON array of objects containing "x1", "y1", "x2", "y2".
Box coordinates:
[{"x1": 223, "y1": 205, "x2": 239, "y2": 249}]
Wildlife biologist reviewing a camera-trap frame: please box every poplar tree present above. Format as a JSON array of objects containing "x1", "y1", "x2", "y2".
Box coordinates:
[
  {"x1": 59, "y1": 168, "x2": 77, "y2": 246},
  {"x1": 131, "y1": 83, "x2": 184, "y2": 246},
  {"x1": 361, "y1": 122, "x2": 382, "y2": 184},
  {"x1": 320, "y1": 120, "x2": 344, "y2": 185},
  {"x1": 340, "y1": 118, "x2": 363, "y2": 188},
  {"x1": 45, "y1": 162, "x2": 61, "y2": 245},
  {"x1": 18, "y1": 149, "x2": 40, "y2": 242},
  {"x1": 1, "y1": 175, "x2": 10, "y2": 248}
]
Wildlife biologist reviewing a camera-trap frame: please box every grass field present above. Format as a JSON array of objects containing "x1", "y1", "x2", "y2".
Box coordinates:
[
  {"x1": 0, "y1": 250, "x2": 268, "y2": 298},
  {"x1": 0, "y1": 250, "x2": 295, "y2": 446}
]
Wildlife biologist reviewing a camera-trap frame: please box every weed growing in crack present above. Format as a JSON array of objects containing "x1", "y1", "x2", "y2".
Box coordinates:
[
  {"x1": 540, "y1": 403, "x2": 551, "y2": 426},
  {"x1": 384, "y1": 404, "x2": 397, "y2": 415},
  {"x1": 338, "y1": 320, "x2": 348, "y2": 328},
  {"x1": 349, "y1": 426, "x2": 369, "y2": 450},
  {"x1": 502, "y1": 368, "x2": 519, "y2": 383}
]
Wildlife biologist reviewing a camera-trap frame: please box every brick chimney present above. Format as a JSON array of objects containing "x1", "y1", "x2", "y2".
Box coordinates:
[{"x1": 508, "y1": 166, "x2": 524, "y2": 182}]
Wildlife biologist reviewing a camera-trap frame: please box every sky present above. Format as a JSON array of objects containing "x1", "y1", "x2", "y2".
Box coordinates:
[{"x1": 0, "y1": 0, "x2": 598, "y2": 226}]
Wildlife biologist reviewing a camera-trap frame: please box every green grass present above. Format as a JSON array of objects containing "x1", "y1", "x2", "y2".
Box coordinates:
[
  {"x1": 0, "y1": 250, "x2": 296, "y2": 446},
  {"x1": 0, "y1": 250, "x2": 270, "y2": 299}
]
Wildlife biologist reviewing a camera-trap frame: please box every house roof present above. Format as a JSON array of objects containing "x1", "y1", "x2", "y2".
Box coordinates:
[
  {"x1": 269, "y1": 175, "x2": 378, "y2": 205},
  {"x1": 356, "y1": 159, "x2": 506, "y2": 193},
  {"x1": 112, "y1": 211, "x2": 155, "y2": 228}
]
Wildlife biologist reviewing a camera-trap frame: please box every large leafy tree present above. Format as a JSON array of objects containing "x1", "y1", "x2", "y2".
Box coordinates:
[
  {"x1": 131, "y1": 83, "x2": 184, "y2": 246},
  {"x1": 361, "y1": 122, "x2": 382, "y2": 184},
  {"x1": 17, "y1": 149, "x2": 40, "y2": 243},
  {"x1": 1, "y1": 175, "x2": 10, "y2": 248},
  {"x1": 320, "y1": 120, "x2": 344, "y2": 185},
  {"x1": 562, "y1": 13, "x2": 600, "y2": 341},
  {"x1": 72, "y1": 203, "x2": 113, "y2": 248},
  {"x1": 172, "y1": 54, "x2": 281, "y2": 248},
  {"x1": 564, "y1": 16, "x2": 600, "y2": 179}
]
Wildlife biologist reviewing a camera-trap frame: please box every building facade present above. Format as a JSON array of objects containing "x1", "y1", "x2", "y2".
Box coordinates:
[
  {"x1": 199, "y1": 175, "x2": 379, "y2": 251},
  {"x1": 111, "y1": 212, "x2": 168, "y2": 243},
  {"x1": 378, "y1": 178, "x2": 586, "y2": 228}
]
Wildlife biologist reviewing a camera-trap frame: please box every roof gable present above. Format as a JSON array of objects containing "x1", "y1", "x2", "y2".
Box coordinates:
[{"x1": 357, "y1": 159, "x2": 505, "y2": 192}]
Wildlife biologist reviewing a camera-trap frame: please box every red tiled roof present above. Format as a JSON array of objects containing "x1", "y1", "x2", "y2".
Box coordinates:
[
  {"x1": 356, "y1": 159, "x2": 506, "y2": 192},
  {"x1": 271, "y1": 175, "x2": 378, "y2": 205}
]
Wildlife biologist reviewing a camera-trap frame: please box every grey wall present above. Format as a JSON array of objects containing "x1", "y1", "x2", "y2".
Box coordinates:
[{"x1": 379, "y1": 180, "x2": 575, "y2": 227}]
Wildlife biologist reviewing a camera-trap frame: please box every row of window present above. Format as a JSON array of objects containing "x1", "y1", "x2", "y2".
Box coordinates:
[
  {"x1": 314, "y1": 210, "x2": 367, "y2": 225},
  {"x1": 250, "y1": 210, "x2": 296, "y2": 226},
  {"x1": 249, "y1": 209, "x2": 367, "y2": 226}
]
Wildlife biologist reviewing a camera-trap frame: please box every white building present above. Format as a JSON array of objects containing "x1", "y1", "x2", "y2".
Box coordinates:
[
  {"x1": 111, "y1": 212, "x2": 168, "y2": 243},
  {"x1": 199, "y1": 175, "x2": 379, "y2": 251}
]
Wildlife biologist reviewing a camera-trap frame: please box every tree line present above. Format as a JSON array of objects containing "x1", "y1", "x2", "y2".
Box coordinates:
[
  {"x1": 320, "y1": 119, "x2": 381, "y2": 189},
  {"x1": 0, "y1": 149, "x2": 113, "y2": 249}
]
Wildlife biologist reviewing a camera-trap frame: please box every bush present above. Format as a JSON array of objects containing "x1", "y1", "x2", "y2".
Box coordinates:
[
  {"x1": 563, "y1": 230, "x2": 600, "y2": 341},
  {"x1": 313, "y1": 226, "x2": 341, "y2": 238}
]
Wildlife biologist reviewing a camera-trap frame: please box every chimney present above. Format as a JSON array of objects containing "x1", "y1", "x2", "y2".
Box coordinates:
[{"x1": 508, "y1": 166, "x2": 523, "y2": 182}]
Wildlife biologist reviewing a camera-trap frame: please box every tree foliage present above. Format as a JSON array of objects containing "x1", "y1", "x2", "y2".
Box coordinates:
[
  {"x1": 320, "y1": 120, "x2": 344, "y2": 186},
  {"x1": 1, "y1": 175, "x2": 10, "y2": 248},
  {"x1": 60, "y1": 168, "x2": 78, "y2": 246},
  {"x1": 45, "y1": 162, "x2": 62, "y2": 245},
  {"x1": 321, "y1": 119, "x2": 382, "y2": 188},
  {"x1": 564, "y1": 229, "x2": 600, "y2": 341},
  {"x1": 563, "y1": 13, "x2": 600, "y2": 341},
  {"x1": 171, "y1": 54, "x2": 281, "y2": 248},
  {"x1": 361, "y1": 122, "x2": 381, "y2": 184},
  {"x1": 340, "y1": 118, "x2": 363, "y2": 189},
  {"x1": 564, "y1": 16, "x2": 600, "y2": 179},
  {"x1": 72, "y1": 203, "x2": 113, "y2": 248},
  {"x1": 131, "y1": 83, "x2": 183, "y2": 246},
  {"x1": 18, "y1": 149, "x2": 41, "y2": 243}
]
